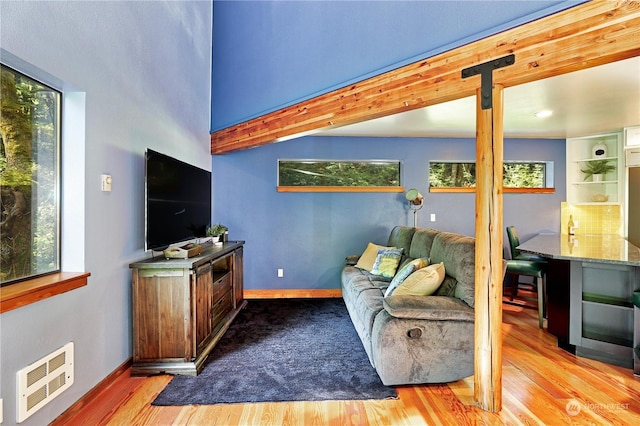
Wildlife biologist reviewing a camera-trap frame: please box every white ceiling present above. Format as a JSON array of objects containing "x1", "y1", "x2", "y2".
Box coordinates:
[{"x1": 317, "y1": 56, "x2": 640, "y2": 139}]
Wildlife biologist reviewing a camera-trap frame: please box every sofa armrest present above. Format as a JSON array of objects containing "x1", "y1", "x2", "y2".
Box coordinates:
[
  {"x1": 345, "y1": 255, "x2": 360, "y2": 266},
  {"x1": 383, "y1": 295, "x2": 474, "y2": 321}
]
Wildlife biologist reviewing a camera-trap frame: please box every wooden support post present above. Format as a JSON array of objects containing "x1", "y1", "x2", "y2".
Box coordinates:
[{"x1": 474, "y1": 84, "x2": 504, "y2": 412}]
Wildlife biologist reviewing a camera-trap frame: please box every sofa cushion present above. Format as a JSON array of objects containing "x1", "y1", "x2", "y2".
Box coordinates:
[
  {"x1": 434, "y1": 275, "x2": 457, "y2": 297},
  {"x1": 352, "y1": 288, "x2": 386, "y2": 362},
  {"x1": 370, "y1": 247, "x2": 403, "y2": 278},
  {"x1": 430, "y1": 231, "x2": 476, "y2": 307},
  {"x1": 341, "y1": 266, "x2": 391, "y2": 294},
  {"x1": 390, "y1": 262, "x2": 445, "y2": 296},
  {"x1": 387, "y1": 226, "x2": 417, "y2": 267},
  {"x1": 387, "y1": 226, "x2": 416, "y2": 254},
  {"x1": 355, "y1": 243, "x2": 387, "y2": 271},
  {"x1": 408, "y1": 228, "x2": 440, "y2": 260},
  {"x1": 384, "y1": 258, "x2": 429, "y2": 297}
]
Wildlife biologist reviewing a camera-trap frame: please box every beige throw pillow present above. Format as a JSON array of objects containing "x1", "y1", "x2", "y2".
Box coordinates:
[
  {"x1": 393, "y1": 262, "x2": 445, "y2": 296},
  {"x1": 355, "y1": 243, "x2": 386, "y2": 271}
]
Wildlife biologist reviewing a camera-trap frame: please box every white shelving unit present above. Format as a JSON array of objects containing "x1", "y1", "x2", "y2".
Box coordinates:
[{"x1": 566, "y1": 132, "x2": 624, "y2": 205}]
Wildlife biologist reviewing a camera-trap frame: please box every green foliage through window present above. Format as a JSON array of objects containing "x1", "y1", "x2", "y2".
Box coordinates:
[
  {"x1": 278, "y1": 160, "x2": 401, "y2": 188},
  {"x1": 1, "y1": 64, "x2": 61, "y2": 284},
  {"x1": 429, "y1": 161, "x2": 551, "y2": 189}
]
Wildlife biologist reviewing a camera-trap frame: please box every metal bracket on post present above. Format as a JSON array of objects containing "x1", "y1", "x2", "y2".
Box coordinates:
[{"x1": 461, "y1": 54, "x2": 515, "y2": 110}]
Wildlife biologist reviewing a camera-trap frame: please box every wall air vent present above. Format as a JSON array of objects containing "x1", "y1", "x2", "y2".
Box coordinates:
[{"x1": 16, "y1": 342, "x2": 74, "y2": 423}]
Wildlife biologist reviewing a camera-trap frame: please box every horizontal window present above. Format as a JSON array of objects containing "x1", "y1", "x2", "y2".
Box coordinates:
[
  {"x1": 278, "y1": 159, "x2": 402, "y2": 192},
  {"x1": 429, "y1": 161, "x2": 554, "y2": 193}
]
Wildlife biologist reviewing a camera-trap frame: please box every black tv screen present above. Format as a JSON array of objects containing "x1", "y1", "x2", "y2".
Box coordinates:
[{"x1": 145, "y1": 149, "x2": 211, "y2": 251}]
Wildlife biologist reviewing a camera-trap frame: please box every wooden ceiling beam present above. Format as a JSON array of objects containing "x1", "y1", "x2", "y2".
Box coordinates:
[{"x1": 211, "y1": 1, "x2": 640, "y2": 154}]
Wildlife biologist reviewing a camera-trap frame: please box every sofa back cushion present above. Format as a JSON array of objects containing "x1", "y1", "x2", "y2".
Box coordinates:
[
  {"x1": 429, "y1": 231, "x2": 476, "y2": 307},
  {"x1": 387, "y1": 226, "x2": 416, "y2": 266},
  {"x1": 408, "y1": 228, "x2": 439, "y2": 260}
]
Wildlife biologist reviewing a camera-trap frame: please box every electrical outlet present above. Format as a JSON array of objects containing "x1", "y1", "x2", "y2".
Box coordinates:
[
  {"x1": 430, "y1": 213, "x2": 436, "y2": 222},
  {"x1": 101, "y1": 174, "x2": 112, "y2": 192},
  {"x1": 277, "y1": 269, "x2": 284, "y2": 278}
]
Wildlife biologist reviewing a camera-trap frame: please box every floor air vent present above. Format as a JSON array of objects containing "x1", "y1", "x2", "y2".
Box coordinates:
[{"x1": 17, "y1": 342, "x2": 74, "y2": 423}]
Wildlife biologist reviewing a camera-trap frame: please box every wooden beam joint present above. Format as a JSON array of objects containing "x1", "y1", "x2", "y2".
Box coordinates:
[{"x1": 461, "y1": 55, "x2": 515, "y2": 109}]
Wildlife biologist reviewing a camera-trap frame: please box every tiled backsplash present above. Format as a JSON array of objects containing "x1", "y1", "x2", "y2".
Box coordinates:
[{"x1": 560, "y1": 202, "x2": 622, "y2": 235}]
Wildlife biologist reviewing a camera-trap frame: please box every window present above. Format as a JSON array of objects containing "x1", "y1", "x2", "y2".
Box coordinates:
[
  {"x1": 429, "y1": 161, "x2": 554, "y2": 193},
  {"x1": 277, "y1": 159, "x2": 402, "y2": 192},
  {"x1": 1, "y1": 65, "x2": 61, "y2": 284}
]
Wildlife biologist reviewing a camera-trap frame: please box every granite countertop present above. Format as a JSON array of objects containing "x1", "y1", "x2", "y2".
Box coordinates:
[{"x1": 517, "y1": 233, "x2": 640, "y2": 266}]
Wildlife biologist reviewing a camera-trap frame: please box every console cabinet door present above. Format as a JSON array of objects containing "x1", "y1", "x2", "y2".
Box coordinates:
[
  {"x1": 194, "y1": 262, "x2": 213, "y2": 356},
  {"x1": 132, "y1": 268, "x2": 191, "y2": 362}
]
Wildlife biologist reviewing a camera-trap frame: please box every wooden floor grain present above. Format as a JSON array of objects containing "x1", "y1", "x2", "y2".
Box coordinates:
[{"x1": 56, "y1": 304, "x2": 640, "y2": 425}]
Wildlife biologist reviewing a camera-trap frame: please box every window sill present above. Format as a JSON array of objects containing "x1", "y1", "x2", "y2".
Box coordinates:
[
  {"x1": 277, "y1": 186, "x2": 404, "y2": 193},
  {"x1": 0, "y1": 272, "x2": 90, "y2": 314},
  {"x1": 429, "y1": 187, "x2": 555, "y2": 194}
]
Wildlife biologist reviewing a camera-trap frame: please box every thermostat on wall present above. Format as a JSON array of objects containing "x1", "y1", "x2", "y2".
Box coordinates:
[{"x1": 592, "y1": 143, "x2": 607, "y2": 159}]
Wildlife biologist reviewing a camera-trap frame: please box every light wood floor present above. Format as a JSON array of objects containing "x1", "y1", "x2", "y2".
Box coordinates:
[{"x1": 55, "y1": 304, "x2": 640, "y2": 425}]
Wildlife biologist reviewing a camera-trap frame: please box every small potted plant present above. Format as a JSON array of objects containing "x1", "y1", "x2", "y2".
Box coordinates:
[
  {"x1": 206, "y1": 223, "x2": 228, "y2": 244},
  {"x1": 580, "y1": 159, "x2": 616, "y2": 182}
]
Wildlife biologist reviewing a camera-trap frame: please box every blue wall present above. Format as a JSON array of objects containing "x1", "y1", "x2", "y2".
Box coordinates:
[
  {"x1": 210, "y1": 1, "x2": 579, "y2": 292},
  {"x1": 211, "y1": 0, "x2": 582, "y2": 131},
  {"x1": 212, "y1": 136, "x2": 565, "y2": 291}
]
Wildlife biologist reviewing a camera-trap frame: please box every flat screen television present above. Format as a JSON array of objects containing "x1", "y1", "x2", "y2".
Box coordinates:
[{"x1": 145, "y1": 149, "x2": 211, "y2": 251}]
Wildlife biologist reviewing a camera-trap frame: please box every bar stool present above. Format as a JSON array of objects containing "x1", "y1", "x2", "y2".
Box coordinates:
[
  {"x1": 507, "y1": 226, "x2": 547, "y2": 263},
  {"x1": 633, "y1": 291, "x2": 640, "y2": 376},
  {"x1": 504, "y1": 226, "x2": 547, "y2": 328},
  {"x1": 505, "y1": 260, "x2": 546, "y2": 328}
]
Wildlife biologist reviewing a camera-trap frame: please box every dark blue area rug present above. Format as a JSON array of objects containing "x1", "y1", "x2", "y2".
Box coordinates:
[{"x1": 152, "y1": 298, "x2": 397, "y2": 405}]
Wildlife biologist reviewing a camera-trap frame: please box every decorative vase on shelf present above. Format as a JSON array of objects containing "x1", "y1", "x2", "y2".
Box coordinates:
[{"x1": 592, "y1": 173, "x2": 603, "y2": 182}]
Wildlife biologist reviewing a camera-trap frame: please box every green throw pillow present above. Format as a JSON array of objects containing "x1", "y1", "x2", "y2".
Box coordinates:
[
  {"x1": 384, "y1": 258, "x2": 429, "y2": 297},
  {"x1": 370, "y1": 248, "x2": 404, "y2": 278}
]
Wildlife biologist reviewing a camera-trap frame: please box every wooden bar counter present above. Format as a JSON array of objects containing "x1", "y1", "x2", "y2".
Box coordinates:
[{"x1": 518, "y1": 233, "x2": 640, "y2": 369}]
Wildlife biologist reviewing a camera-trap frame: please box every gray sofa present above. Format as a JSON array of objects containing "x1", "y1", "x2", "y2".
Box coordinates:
[{"x1": 341, "y1": 226, "x2": 476, "y2": 386}]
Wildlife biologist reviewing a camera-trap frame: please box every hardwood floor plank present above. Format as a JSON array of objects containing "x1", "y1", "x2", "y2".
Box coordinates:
[
  {"x1": 395, "y1": 386, "x2": 439, "y2": 425},
  {"x1": 58, "y1": 305, "x2": 640, "y2": 425},
  {"x1": 338, "y1": 400, "x2": 364, "y2": 425},
  {"x1": 501, "y1": 383, "x2": 548, "y2": 426},
  {"x1": 105, "y1": 376, "x2": 172, "y2": 425}
]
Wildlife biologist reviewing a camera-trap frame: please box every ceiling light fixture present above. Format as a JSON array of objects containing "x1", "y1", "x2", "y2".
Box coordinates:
[{"x1": 535, "y1": 110, "x2": 553, "y2": 118}]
